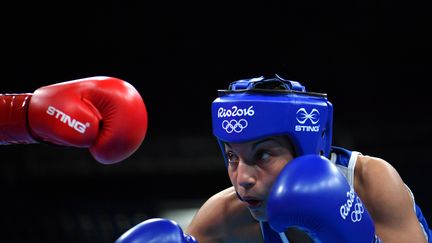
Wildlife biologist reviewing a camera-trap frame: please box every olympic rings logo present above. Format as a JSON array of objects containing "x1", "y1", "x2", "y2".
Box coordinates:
[
  {"x1": 221, "y1": 119, "x2": 248, "y2": 133},
  {"x1": 350, "y1": 197, "x2": 365, "y2": 222},
  {"x1": 296, "y1": 108, "x2": 320, "y2": 124}
]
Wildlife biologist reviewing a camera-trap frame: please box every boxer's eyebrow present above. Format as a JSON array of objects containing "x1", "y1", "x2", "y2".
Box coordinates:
[
  {"x1": 224, "y1": 138, "x2": 282, "y2": 150},
  {"x1": 252, "y1": 138, "x2": 281, "y2": 150}
]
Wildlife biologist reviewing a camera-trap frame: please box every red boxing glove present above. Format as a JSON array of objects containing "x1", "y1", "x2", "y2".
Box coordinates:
[{"x1": 0, "y1": 76, "x2": 148, "y2": 164}]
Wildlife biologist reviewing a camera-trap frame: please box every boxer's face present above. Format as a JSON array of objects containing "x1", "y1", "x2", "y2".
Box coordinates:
[{"x1": 224, "y1": 135, "x2": 295, "y2": 221}]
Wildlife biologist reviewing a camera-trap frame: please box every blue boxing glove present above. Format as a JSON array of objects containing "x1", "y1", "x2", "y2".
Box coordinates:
[
  {"x1": 115, "y1": 218, "x2": 198, "y2": 243},
  {"x1": 267, "y1": 155, "x2": 381, "y2": 243}
]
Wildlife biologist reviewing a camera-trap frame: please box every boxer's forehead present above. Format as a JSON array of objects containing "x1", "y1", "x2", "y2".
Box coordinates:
[{"x1": 224, "y1": 135, "x2": 293, "y2": 152}]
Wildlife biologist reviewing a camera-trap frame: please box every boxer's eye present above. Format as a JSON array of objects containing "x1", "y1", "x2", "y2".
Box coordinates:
[
  {"x1": 226, "y1": 151, "x2": 239, "y2": 166},
  {"x1": 255, "y1": 149, "x2": 271, "y2": 162}
]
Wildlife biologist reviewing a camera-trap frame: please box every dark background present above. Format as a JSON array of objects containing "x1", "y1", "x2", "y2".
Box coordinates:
[{"x1": 1, "y1": 0, "x2": 431, "y2": 242}]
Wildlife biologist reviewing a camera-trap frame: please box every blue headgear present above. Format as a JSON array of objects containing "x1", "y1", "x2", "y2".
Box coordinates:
[{"x1": 211, "y1": 75, "x2": 333, "y2": 166}]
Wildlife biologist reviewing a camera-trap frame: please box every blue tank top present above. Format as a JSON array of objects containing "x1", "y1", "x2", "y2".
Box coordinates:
[{"x1": 260, "y1": 146, "x2": 431, "y2": 243}]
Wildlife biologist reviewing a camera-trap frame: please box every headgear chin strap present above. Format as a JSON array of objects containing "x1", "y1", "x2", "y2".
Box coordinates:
[{"x1": 211, "y1": 75, "x2": 333, "y2": 167}]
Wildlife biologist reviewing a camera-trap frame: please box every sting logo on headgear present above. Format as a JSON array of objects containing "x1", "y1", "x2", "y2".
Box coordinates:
[
  {"x1": 296, "y1": 108, "x2": 320, "y2": 124},
  {"x1": 295, "y1": 108, "x2": 320, "y2": 132}
]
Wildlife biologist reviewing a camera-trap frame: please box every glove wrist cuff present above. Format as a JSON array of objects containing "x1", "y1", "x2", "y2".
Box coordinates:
[{"x1": 0, "y1": 94, "x2": 38, "y2": 145}]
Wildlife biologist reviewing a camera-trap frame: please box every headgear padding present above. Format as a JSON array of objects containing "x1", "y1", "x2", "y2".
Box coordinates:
[{"x1": 212, "y1": 75, "x2": 333, "y2": 165}]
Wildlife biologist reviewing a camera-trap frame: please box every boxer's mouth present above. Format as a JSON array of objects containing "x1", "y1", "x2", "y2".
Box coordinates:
[{"x1": 243, "y1": 198, "x2": 262, "y2": 209}]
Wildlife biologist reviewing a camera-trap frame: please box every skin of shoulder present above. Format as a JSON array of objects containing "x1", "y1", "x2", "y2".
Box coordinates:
[
  {"x1": 185, "y1": 186, "x2": 263, "y2": 243},
  {"x1": 354, "y1": 154, "x2": 427, "y2": 243}
]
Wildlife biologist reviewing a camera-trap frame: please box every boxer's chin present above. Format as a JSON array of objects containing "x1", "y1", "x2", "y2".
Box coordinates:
[{"x1": 247, "y1": 203, "x2": 268, "y2": 221}]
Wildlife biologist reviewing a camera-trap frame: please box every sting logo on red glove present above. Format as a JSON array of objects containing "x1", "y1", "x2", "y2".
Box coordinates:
[{"x1": 46, "y1": 105, "x2": 90, "y2": 134}]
